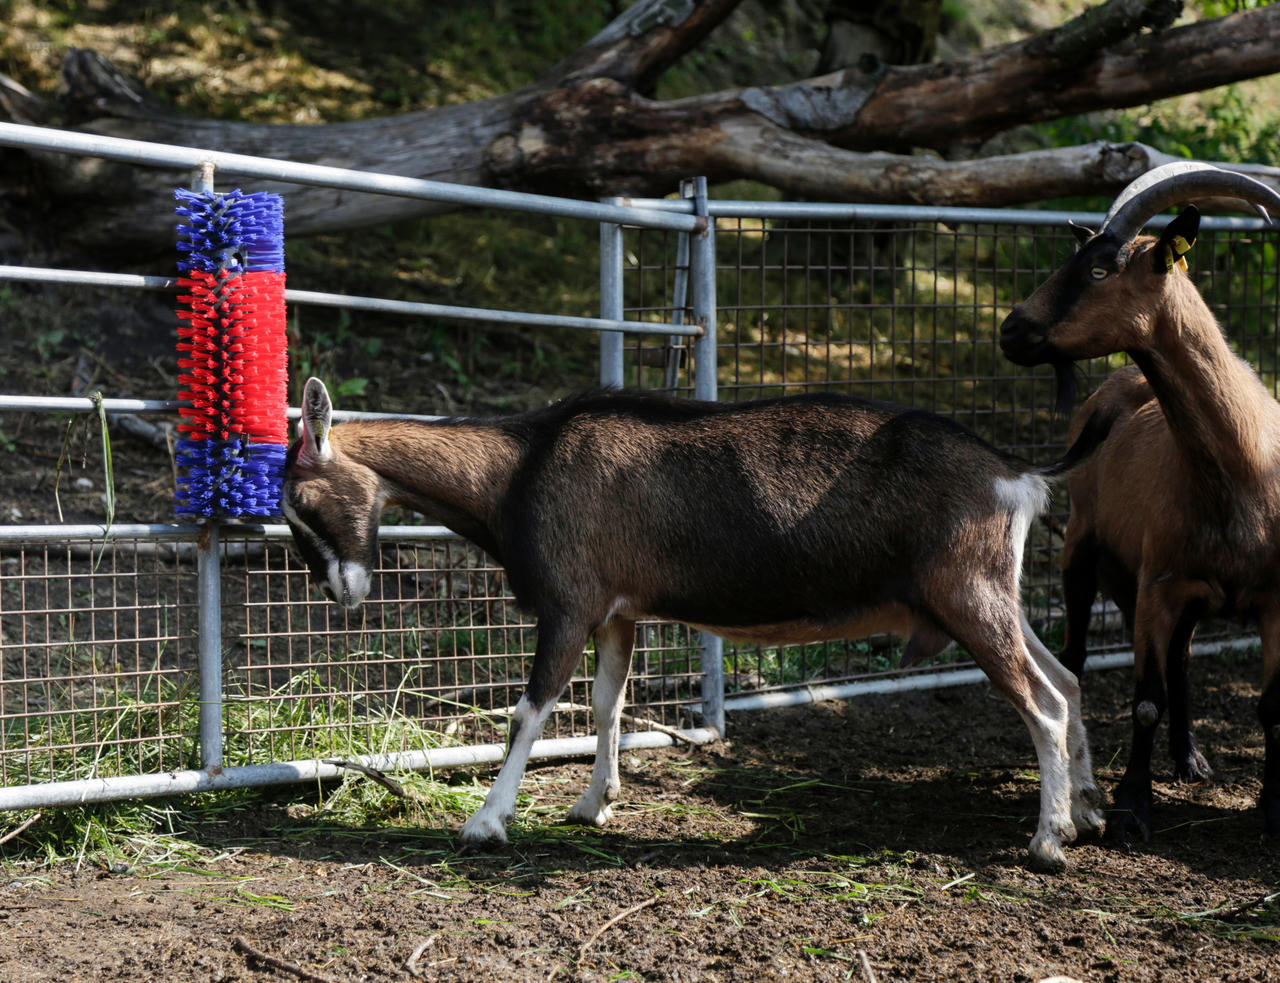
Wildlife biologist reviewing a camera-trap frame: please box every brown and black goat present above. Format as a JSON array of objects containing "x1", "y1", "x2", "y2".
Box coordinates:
[
  {"x1": 283, "y1": 377, "x2": 1106, "y2": 870},
  {"x1": 1000, "y1": 161, "x2": 1280, "y2": 841}
]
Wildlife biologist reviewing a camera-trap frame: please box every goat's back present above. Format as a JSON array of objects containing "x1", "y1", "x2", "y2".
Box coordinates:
[{"x1": 499, "y1": 391, "x2": 1039, "y2": 625}]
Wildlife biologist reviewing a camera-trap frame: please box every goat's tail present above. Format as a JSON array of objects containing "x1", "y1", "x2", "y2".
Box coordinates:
[{"x1": 1034, "y1": 399, "x2": 1122, "y2": 479}]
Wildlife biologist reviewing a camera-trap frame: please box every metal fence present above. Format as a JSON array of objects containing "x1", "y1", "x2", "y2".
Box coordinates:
[
  {"x1": 614, "y1": 199, "x2": 1278, "y2": 704},
  {"x1": 2, "y1": 121, "x2": 1276, "y2": 811},
  {"x1": 0, "y1": 122, "x2": 712, "y2": 810}
]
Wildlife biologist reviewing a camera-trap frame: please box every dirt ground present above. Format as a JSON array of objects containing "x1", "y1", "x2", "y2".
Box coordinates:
[{"x1": 1, "y1": 650, "x2": 1276, "y2": 983}]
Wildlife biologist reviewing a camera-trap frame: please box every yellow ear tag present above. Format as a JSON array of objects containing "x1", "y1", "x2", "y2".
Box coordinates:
[{"x1": 1163, "y1": 235, "x2": 1194, "y2": 273}]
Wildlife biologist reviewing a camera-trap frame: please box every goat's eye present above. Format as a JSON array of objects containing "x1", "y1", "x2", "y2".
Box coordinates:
[{"x1": 1090, "y1": 267, "x2": 1109, "y2": 280}]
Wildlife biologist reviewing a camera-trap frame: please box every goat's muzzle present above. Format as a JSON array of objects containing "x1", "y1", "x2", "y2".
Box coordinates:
[{"x1": 998, "y1": 309, "x2": 1051, "y2": 367}]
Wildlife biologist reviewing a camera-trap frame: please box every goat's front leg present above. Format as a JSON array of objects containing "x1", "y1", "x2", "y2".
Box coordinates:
[
  {"x1": 459, "y1": 617, "x2": 590, "y2": 850},
  {"x1": 1058, "y1": 527, "x2": 1099, "y2": 680},
  {"x1": 1257, "y1": 607, "x2": 1280, "y2": 838},
  {"x1": 566, "y1": 616, "x2": 636, "y2": 828},
  {"x1": 1109, "y1": 585, "x2": 1198, "y2": 842},
  {"x1": 1166, "y1": 624, "x2": 1211, "y2": 783}
]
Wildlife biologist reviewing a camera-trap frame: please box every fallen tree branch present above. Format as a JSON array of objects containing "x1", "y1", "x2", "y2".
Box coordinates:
[
  {"x1": 322, "y1": 759, "x2": 435, "y2": 805},
  {"x1": 233, "y1": 937, "x2": 341, "y2": 983},
  {"x1": 403, "y1": 935, "x2": 437, "y2": 978},
  {"x1": 0, "y1": 812, "x2": 41, "y2": 846},
  {"x1": 577, "y1": 895, "x2": 659, "y2": 958},
  {"x1": 857, "y1": 950, "x2": 879, "y2": 983},
  {"x1": 9, "y1": 1, "x2": 1280, "y2": 262}
]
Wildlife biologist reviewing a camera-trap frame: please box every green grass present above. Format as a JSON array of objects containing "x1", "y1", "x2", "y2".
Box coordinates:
[{"x1": 0, "y1": 666, "x2": 504, "y2": 870}]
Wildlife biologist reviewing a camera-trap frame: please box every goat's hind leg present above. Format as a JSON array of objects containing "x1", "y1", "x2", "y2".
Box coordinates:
[
  {"x1": 938, "y1": 591, "x2": 1075, "y2": 872},
  {"x1": 1257, "y1": 608, "x2": 1280, "y2": 838},
  {"x1": 459, "y1": 617, "x2": 591, "y2": 850},
  {"x1": 1022, "y1": 613, "x2": 1104, "y2": 838},
  {"x1": 566, "y1": 616, "x2": 636, "y2": 828}
]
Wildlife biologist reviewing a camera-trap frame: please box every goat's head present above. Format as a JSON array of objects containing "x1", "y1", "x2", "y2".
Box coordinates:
[
  {"x1": 282, "y1": 377, "x2": 384, "y2": 610},
  {"x1": 999, "y1": 162, "x2": 1280, "y2": 414}
]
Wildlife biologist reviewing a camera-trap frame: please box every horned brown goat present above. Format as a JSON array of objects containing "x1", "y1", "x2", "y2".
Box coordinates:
[{"x1": 1000, "y1": 161, "x2": 1280, "y2": 841}]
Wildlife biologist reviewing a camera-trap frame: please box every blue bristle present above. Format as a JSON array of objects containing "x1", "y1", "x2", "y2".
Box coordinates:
[
  {"x1": 174, "y1": 186, "x2": 287, "y2": 520},
  {"x1": 175, "y1": 439, "x2": 287, "y2": 518},
  {"x1": 176, "y1": 189, "x2": 285, "y2": 275}
]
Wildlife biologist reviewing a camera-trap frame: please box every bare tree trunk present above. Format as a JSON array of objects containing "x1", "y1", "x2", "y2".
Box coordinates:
[{"x1": 2, "y1": 0, "x2": 1278, "y2": 263}]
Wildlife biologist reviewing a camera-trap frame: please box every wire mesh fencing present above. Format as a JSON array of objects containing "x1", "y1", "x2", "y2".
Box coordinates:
[
  {"x1": 4, "y1": 195, "x2": 1278, "y2": 808},
  {"x1": 619, "y1": 207, "x2": 1280, "y2": 698},
  {"x1": 0, "y1": 526, "x2": 707, "y2": 797}
]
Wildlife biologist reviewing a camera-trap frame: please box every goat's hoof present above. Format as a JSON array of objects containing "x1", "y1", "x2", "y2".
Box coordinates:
[
  {"x1": 1104, "y1": 807, "x2": 1150, "y2": 844},
  {"x1": 1173, "y1": 750, "x2": 1213, "y2": 784},
  {"x1": 565, "y1": 801, "x2": 613, "y2": 827},
  {"x1": 458, "y1": 813, "x2": 511, "y2": 853},
  {"x1": 1028, "y1": 835, "x2": 1068, "y2": 874},
  {"x1": 457, "y1": 833, "x2": 509, "y2": 856},
  {"x1": 1073, "y1": 803, "x2": 1106, "y2": 838}
]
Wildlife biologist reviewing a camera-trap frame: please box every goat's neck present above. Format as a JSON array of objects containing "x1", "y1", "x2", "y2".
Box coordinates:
[
  {"x1": 1130, "y1": 283, "x2": 1280, "y2": 485},
  {"x1": 336, "y1": 419, "x2": 521, "y2": 532}
]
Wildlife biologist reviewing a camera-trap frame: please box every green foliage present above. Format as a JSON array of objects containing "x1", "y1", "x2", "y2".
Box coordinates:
[
  {"x1": 0, "y1": 664, "x2": 495, "y2": 867},
  {"x1": 1040, "y1": 83, "x2": 1280, "y2": 183}
]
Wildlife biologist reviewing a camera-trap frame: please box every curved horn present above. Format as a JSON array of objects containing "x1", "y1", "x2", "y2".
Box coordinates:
[{"x1": 1101, "y1": 161, "x2": 1280, "y2": 242}]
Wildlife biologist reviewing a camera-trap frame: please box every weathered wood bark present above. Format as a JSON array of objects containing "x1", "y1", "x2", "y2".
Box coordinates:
[{"x1": 2, "y1": 0, "x2": 1279, "y2": 263}]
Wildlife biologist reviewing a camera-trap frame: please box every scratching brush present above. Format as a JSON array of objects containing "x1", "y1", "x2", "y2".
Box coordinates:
[{"x1": 174, "y1": 188, "x2": 288, "y2": 517}]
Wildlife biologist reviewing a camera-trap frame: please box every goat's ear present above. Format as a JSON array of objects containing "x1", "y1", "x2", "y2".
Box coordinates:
[
  {"x1": 1155, "y1": 205, "x2": 1200, "y2": 274},
  {"x1": 1068, "y1": 220, "x2": 1094, "y2": 246},
  {"x1": 298, "y1": 377, "x2": 334, "y2": 464}
]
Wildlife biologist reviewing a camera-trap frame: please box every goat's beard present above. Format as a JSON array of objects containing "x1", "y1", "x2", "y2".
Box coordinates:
[{"x1": 1051, "y1": 359, "x2": 1081, "y2": 419}]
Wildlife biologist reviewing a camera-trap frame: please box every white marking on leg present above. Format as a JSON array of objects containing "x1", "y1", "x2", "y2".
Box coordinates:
[
  {"x1": 568, "y1": 628, "x2": 632, "y2": 827},
  {"x1": 1022, "y1": 612, "x2": 1104, "y2": 837},
  {"x1": 460, "y1": 694, "x2": 553, "y2": 847},
  {"x1": 1014, "y1": 644, "x2": 1076, "y2": 871},
  {"x1": 1019, "y1": 709, "x2": 1074, "y2": 869}
]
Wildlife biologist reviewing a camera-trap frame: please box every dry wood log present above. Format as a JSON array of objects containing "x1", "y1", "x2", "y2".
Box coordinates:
[{"x1": 2, "y1": 0, "x2": 1279, "y2": 264}]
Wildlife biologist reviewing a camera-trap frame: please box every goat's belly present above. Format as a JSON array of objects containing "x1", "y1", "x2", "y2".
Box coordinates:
[{"x1": 682, "y1": 603, "x2": 915, "y2": 647}]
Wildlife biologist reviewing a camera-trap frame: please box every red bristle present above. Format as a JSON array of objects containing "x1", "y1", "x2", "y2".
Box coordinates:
[
  {"x1": 176, "y1": 270, "x2": 246, "y2": 440},
  {"x1": 176, "y1": 266, "x2": 287, "y2": 447},
  {"x1": 224, "y1": 271, "x2": 288, "y2": 444}
]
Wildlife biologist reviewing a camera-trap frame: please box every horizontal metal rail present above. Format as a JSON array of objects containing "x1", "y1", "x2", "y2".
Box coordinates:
[
  {"x1": 0, "y1": 729, "x2": 721, "y2": 812},
  {"x1": 624, "y1": 197, "x2": 1276, "y2": 231},
  {"x1": 718, "y1": 639, "x2": 1255, "y2": 712},
  {"x1": 0, "y1": 121, "x2": 700, "y2": 232},
  {"x1": 0, "y1": 393, "x2": 444, "y2": 422},
  {"x1": 0, "y1": 522, "x2": 458, "y2": 543},
  {"x1": 0, "y1": 264, "x2": 701, "y2": 338}
]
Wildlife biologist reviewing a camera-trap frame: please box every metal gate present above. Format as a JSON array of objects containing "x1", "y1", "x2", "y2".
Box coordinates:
[{"x1": 2, "y1": 120, "x2": 1276, "y2": 810}]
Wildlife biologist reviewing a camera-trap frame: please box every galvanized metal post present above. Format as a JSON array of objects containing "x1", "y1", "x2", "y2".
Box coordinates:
[
  {"x1": 192, "y1": 161, "x2": 224, "y2": 773},
  {"x1": 196, "y1": 522, "x2": 223, "y2": 771},
  {"x1": 688, "y1": 177, "x2": 716, "y2": 402},
  {"x1": 687, "y1": 177, "x2": 725, "y2": 735},
  {"x1": 599, "y1": 199, "x2": 626, "y2": 388},
  {"x1": 665, "y1": 231, "x2": 691, "y2": 391}
]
